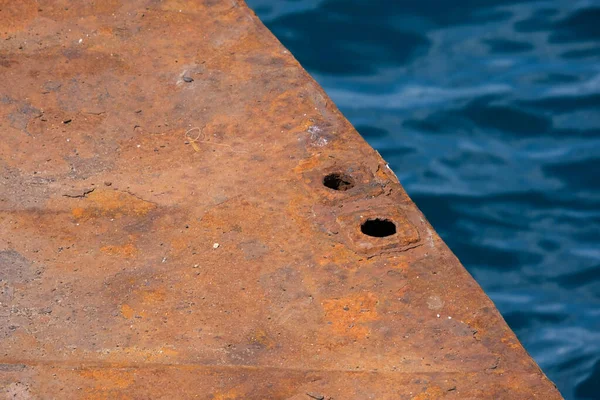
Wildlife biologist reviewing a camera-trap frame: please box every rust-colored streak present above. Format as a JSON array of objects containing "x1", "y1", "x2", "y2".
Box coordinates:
[
  {"x1": 0, "y1": 0, "x2": 562, "y2": 398},
  {"x1": 71, "y1": 190, "x2": 156, "y2": 220}
]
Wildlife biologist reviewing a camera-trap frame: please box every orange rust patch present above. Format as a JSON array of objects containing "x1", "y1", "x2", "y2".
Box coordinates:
[
  {"x1": 72, "y1": 207, "x2": 86, "y2": 219},
  {"x1": 82, "y1": 393, "x2": 132, "y2": 400},
  {"x1": 79, "y1": 369, "x2": 135, "y2": 390},
  {"x1": 293, "y1": 154, "x2": 323, "y2": 174},
  {"x1": 317, "y1": 243, "x2": 362, "y2": 268},
  {"x1": 100, "y1": 243, "x2": 138, "y2": 257},
  {"x1": 71, "y1": 190, "x2": 156, "y2": 220},
  {"x1": 212, "y1": 389, "x2": 240, "y2": 400},
  {"x1": 0, "y1": 0, "x2": 37, "y2": 33},
  {"x1": 501, "y1": 335, "x2": 522, "y2": 349},
  {"x1": 169, "y1": 237, "x2": 189, "y2": 253},
  {"x1": 40, "y1": 0, "x2": 122, "y2": 22},
  {"x1": 322, "y1": 293, "x2": 379, "y2": 339},
  {"x1": 120, "y1": 304, "x2": 134, "y2": 319},
  {"x1": 412, "y1": 385, "x2": 444, "y2": 399},
  {"x1": 139, "y1": 289, "x2": 166, "y2": 304}
]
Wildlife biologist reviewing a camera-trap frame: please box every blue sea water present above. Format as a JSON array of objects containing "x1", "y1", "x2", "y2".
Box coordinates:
[{"x1": 246, "y1": 1, "x2": 600, "y2": 398}]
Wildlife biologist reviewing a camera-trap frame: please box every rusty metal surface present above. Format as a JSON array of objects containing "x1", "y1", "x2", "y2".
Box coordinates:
[{"x1": 0, "y1": 1, "x2": 562, "y2": 399}]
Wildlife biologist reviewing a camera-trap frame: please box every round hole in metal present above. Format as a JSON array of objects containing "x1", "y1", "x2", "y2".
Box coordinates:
[
  {"x1": 361, "y1": 218, "x2": 396, "y2": 238},
  {"x1": 323, "y1": 173, "x2": 355, "y2": 191}
]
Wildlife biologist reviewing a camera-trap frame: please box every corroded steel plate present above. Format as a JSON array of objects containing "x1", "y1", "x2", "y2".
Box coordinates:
[{"x1": 0, "y1": 1, "x2": 562, "y2": 398}]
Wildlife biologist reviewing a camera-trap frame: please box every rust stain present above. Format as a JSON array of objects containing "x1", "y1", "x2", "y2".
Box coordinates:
[
  {"x1": 248, "y1": 328, "x2": 275, "y2": 349},
  {"x1": 139, "y1": 289, "x2": 166, "y2": 305},
  {"x1": 322, "y1": 293, "x2": 379, "y2": 340},
  {"x1": 79, "y1": 369, "x2": 135, "y2": 390},
  {"x1": 317, "y1": 243, "x2": 362, "y2": 267},
  {"x1": 412, "y1": 386, "x2": 445, "y2": 400},
  {"x1": 0, "y1": 0, "x2": 562, "y2": 398},
  {"x1": 293, "y1": 154, "x2": 324, "y2": 174},
  {"x1": 80, "y1": 368, "x2": 135, "y2": 400},
  {"x1": 120, "y1": 304, "x2": 135, "y2": 319},
  {"x1": 212, "y1": 389, "x2": 241, "y2": 400},
  {"x1": 101, "y1": 243, "x2": 138, "y2": 257},
  {"x1": 71, "y1": 190, "x2": 156, "y2": 220}
]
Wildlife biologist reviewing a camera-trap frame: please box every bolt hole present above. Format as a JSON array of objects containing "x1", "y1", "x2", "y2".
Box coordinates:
[
  {"x1": 361, "y1": 218, "x2": 396, "y2": 238},
  {"x1": 323, "y1": 173, "x2": 355, "y2": 191}
]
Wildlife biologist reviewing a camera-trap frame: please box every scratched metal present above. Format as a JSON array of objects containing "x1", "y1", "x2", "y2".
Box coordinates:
[{"x1": 0, "y1": 1, "x2": 562, "y2": 399}]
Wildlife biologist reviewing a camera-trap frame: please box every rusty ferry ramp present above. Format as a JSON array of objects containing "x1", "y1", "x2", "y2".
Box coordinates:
[{"x1": 0, "y1": 1, "x2": 562, "y2": 399}]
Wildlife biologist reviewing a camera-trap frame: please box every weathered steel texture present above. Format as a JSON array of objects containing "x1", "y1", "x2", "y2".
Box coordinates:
[{"x1": 0, "y1": 0, "x2": 561, "y2": 399}]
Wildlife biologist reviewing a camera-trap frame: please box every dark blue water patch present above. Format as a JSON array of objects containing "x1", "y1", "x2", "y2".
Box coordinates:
[
  {"x1": 487, "y1": 190, "x2": 600, "y2": 211},
  {"x1": 319, "y1": 0, "x2": 527, "y2": 28},
  {"x1": 378, "y1": 146, "x2": 416, "y2": 160},
  {"x1": 543, "y1": 353, "x2": 599, "y2": 400},
  {"x1": 549, "y1": 7, "x2": 600, "y2": 44},
  {"x1": 503, "y1": 310, "x2": 569, "y2": 331},
  {"x1": 402, "y1": 118, "x2": 444, "y2": 133},
  {"x1": 519, "y1": 94, "x2": 600, "y2": 113},
  {"x1": 543, "y1": 157, "x2": 600, "y2": 191},
  {"x1": 513, "y1": 5, "x2": 600, "y2": 40},
  {"x1": 576, "y1": 359, "x2": 600, "y2": 400},
  {"x1": 409, "y1": 193, "x2": 528, "y2": 232},
  {"x1": 555, "y1": 354, "x2": 597, "y2": 374},
  {"x1": 441, "y1": 151, "x2": 506, "y2": 168},
  {"x1": 552, "y1": 128, "x2": 600, "y2": 139},
  {"x1": 554, "y1": 216, "x2": 600, "y2": 237},
  {"x1": 561, "y1": 46, "x2": 600, "y2": 59},
  {"x1": 532, "y1": 8, "x2": 560, "y2": 18},
  {"x1": 532, "y1": 73, "x2": 581, "y2": 84},
  {"x1": 355, "y1": 125, "x2": 389, "y2": 139},
  {"x1": 453, "y1": 241, "x2": 544, "y2": 270},
  {"x1": 260, "y1": 0, "x2": 554, "y2": 75},
  {"x1": 538, "y1": 239, "x2": 561, "y2": 252},
  {"x1": 252, "y1": 4, "x2": 272, "y2": 15},
  {"x1": 267, "y1": 9, "x2": 430, "y2": 75},
  {"x1": 403, "y1": 102, "x2": 554, "y2": 137},
  {"x1": 484, "y1": 38, "x2": 534, "y2": 53},
  {"x1": 514, "y1": 11, "x2": 554, "y2": 33},
  {"x1": 411, "y1": 192, "x2": 600, "y2": 225},
  {"x1": 460, "y1": 103, "x2": 553, "y2": 136},
  {"x1": 552, "y1": 264, "x2": 600, "y2": 289},
  {"x1": 470, "y1": 9, "x2": 514, "y2": 25}
]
